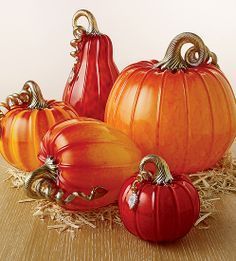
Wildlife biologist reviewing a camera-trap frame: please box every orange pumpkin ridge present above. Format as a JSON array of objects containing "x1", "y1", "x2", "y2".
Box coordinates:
[
  {"x1": 25, "y1": 118, "x2": 142, "y2": 211},
  {"x1": 0, "y1": 81, "x2": 78, "y2": 171},
  {"x1": 105, "y1": 32, "x2": 236, "y2": 174}
]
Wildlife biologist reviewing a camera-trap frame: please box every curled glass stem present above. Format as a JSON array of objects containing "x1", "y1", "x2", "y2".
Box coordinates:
[
  {"x1": 24, "y1": 157, "x2": 108, "y2": 205},
  {"x1": 22, "y1": 81, "x2": 48, "y2": 109},
  {"x1": 70, "y1": 9, "x2": 100, "y2": 59},
  {"x1": 0, "y1": 80, "x2": 48, "y2": 120},
  {"x1": 156, "y1": 32, "x2": 218, "y2": 71},
  {"x1": 72, "y1": 9, "x2": 100, "y2": 39},
  {"x1": 130, "y1": 154, "x2": 173, "y2": 193}
]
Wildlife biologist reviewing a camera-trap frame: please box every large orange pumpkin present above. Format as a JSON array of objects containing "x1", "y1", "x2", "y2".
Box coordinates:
[
  {"x1": 24, "y1": 118, "x2": 142, "y2": 211},
  {"x1": 105, "y1": 32, "x2": 236, "y2": 174},
  {"x1": 0, "y1": 81, "x2": 78, "y2": 171}
]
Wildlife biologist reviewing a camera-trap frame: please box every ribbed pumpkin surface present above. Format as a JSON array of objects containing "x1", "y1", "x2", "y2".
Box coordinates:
[
  {"x1": 119, "y1": 175, "x2": 200, "y2": 242},
  {"x1": 39, "y1": 118, "x2": 142, "y2": 211},
  {"x1": 105, "y1": 61, "x2": 236, "y2": 174},
  {"x1": 63, "y1": 34, "x2": 119, "y2": 120},
  {"x1": 0, "y1": 101, "x2": 77, "y2": 171}
]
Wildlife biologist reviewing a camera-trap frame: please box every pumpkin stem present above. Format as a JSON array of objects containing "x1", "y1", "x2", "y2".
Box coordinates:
[
  {"x1": 139, "y1": 154, "x2": 173, "y2": 185},
  {"x1": 24, "y1": 157, "x2": 108, "y2": 205},
  {"x1": 72, "y1": 9, "x2": 100, "y2": 40},
  {"x1": 70, "y1": 9, "x2": 100, "y2": 59},
  {"x1": 22, "y1": 81, "x2": 48, "y2": 109},
  {"x1": 155, "y1": 32, "x2": 218, "y2": 71},
  {"x1": 0, "y1": 81, "x2": 44, "y2": 118},
  {"x1": 24, "y1": 157, "x2": 58, "y2": 199}
]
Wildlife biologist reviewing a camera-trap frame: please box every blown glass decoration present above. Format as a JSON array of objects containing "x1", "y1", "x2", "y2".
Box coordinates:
[
  {"x1": 24, "y1": 118, "x2": 142, "y2": 211},
  {"x1": 119, "y1": 154, "x2": 200, "y2": 242},
  {"x1": 63, "y1": 9, "x2": 119, "y2": 120},
  {"x1": 105, "y1": 32, "x2": 236, "y2": 174},
  {"x1": 0, "y1": 81, "x2": 78, "y2": 171}
]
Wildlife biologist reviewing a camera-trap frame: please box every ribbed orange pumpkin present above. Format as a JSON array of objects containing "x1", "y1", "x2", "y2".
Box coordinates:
[
  {"x1": 0, "y1": 81, "x2": 78, "y2": 171},
  {"x1": 105, "y1": 32, "x2": 236, "y2": 174},
  {"x1": 24, "y1": 118, "x2": 142, "y2": 211}
]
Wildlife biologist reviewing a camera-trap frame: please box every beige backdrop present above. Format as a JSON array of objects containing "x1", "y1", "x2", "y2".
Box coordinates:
[{"x1": 0, "y1": 0, "x2": 235, "y2": 100}]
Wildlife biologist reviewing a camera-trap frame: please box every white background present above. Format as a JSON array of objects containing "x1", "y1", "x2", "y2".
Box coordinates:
[{"x1": 0, "y1": 0, "x2": 235, "y2": 100}]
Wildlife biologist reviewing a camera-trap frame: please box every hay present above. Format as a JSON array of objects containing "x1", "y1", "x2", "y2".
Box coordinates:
[
  {"x1": 190, "y1": 153, "x2": 236, "y2": 228},
  {"x1": 5, "y1": 167, "x2": 26, "y2": 188},
  {"x1": 3, "y1": 152, "x2": 236, "y2": 235},
  {"x1": 28, "y1": 200, "x2": 121, "y2": 238}
]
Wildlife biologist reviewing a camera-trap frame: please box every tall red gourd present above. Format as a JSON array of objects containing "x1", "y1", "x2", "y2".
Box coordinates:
[
  {"x1": 119, "y1": 155, "x2": 200, "y2": 242},
  {"x1": 63, "y1": 9, "x2": 119, "y2": 120},
  {"x1": 105, "y1": 32, "x2": 236, "y2": 174}
]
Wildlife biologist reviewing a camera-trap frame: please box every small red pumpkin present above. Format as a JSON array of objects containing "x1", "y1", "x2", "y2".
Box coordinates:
[
  {"x1": 24, "y1": 118, "x2": 142, "y2": 211},
  {"x1": 105, "y1": 32, "x2": 236, "y2": 174},
  {"x1": 0, "y1": 81, "x2": 78, "y2": 171},
  {"x1": 63, "y1": 9, "x2": 119, "y2": 120},
  {"x1": 119, "y1": 154, "x2": 200, "y2": 242}
]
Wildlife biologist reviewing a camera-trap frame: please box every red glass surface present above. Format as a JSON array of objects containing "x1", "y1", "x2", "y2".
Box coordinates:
[
  {"x1": 63, "y1": 34, "x2": 119, "y2": 121},
  {"x1": 119, "y1": 175, "x2": 200, "y2": 242}
]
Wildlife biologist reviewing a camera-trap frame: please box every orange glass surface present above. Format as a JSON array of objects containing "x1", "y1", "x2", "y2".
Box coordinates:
[
  {"x1": 39, "y1": 118, "x2": 142, "y2": 211},
  {"x1": 0, "y1": 101, "x2": 78, "y2": 171},
  {"x1": 105, "y1": 61, "x2": 236, "y2": 174}
]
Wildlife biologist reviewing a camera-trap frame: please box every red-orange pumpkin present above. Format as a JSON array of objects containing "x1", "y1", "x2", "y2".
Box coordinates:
[
  {"x1": 105, "y1": 32, "x2": 236, "y2": 174},
  {"x1": 0, "y1": 81, "x2": 78, "y2": 171},
  {"x1": 24, "y1": 118, "x2": 142, "y2": 211}
]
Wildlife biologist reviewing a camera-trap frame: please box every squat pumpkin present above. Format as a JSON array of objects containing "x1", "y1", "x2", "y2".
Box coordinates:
[
  {"x1": 24, "y1": 118, "x2": 142, "y2": 211},
  {"x1": 119, "y1": 154, "x2": 200, "y2": 242},
  {"x1": 0, "y1": 81, "x2": 78, "y2": 171},
  {"x1": 105, "y1": 32, "x2": 236, "y2": 174}
]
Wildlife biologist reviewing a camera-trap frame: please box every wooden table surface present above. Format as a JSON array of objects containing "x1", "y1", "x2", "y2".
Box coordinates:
[{"x1": 0, "y1": 153, "x2": 235, "y2": 261}]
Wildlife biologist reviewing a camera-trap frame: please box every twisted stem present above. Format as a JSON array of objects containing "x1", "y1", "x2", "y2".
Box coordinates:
[
  {"x1": 70, "y1": 9, "x2": 100, "y2": 59},
  {"x1": 24, "y1": 157, "x2": 108, "y2": 205},
  {"x1": 0, "y1": 81, "x2": 48, "y2": 120},
  {"x1": 72, "y1": 9, "x2": 100, "y2": 39},
  {"x1": 139, "y1": 154, "x2": 173, "y2": 185},
  {"x1": 156, "y1": 32, "x2": 218, "y2": 71},
  {"x1": 22, "y1": 81, "x2": 48, "y2": 109},
  {"x1": 24, "y1": 157, "x2": 58, "y2": 199}
]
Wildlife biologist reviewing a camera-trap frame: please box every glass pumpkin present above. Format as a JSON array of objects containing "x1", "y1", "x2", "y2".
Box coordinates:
[
  {"x1": 0, "y1": 81, "x2": 78, "y2": 171},
  {"x1": 105, "y1": 32, "x2": 236, "y2": 174},
  {"x1": 119, "y1": 154, "x2": 200, "y2": 242},
  {"x1": 24, "y1": 118, "x2": 142, "y2": 211}
]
